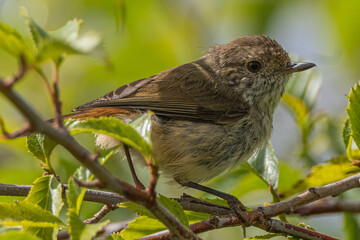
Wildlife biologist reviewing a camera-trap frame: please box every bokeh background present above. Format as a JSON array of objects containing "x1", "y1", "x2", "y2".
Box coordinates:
[{"x1": 1, "y1": 0, "x2": 360, "y2": 239}]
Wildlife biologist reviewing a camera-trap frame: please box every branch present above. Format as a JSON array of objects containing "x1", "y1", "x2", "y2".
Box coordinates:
[
  {"x1": 295, "y1": 199, "x2": 360, "y2": 216},
  {"x1": 84, "y1": 204, "x2": 117, "y2": 224}
]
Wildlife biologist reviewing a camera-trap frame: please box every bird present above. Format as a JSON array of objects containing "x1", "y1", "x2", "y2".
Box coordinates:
[{"x1": 64, "y1": 35, "x2": 315, "y2": 210}]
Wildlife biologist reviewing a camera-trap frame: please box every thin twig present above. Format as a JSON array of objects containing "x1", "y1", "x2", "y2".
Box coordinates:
[
  {"x1": 295, "y1": 199, "x2": 360, "y2": 216},
  {"x1": 123, "y1": 144, "x2": 145, "y2": 189},
  {"x1": 84, "y1": 204, "x2": 117, "y2": 224},
  {"x1": 51, "y1": 65, "x2": 63, "y2": 128}
]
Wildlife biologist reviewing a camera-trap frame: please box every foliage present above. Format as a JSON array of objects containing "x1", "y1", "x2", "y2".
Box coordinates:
[{"x1": 1, "y1": 2, "x2": 360, "y2": 239}]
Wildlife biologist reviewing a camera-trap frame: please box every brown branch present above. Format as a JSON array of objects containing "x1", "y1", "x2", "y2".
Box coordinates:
[
  {"x1": 84, "y1": 204, "x2": 117, "y2": 224},
  {"x1": 295, "y1": 199, "x2": 360, "y2": 216},
  {"x1": 51, "y1": 65, "x2": 63, "y2": 128}
]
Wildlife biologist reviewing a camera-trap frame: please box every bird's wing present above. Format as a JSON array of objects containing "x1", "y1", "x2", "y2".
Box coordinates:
[{"x1": 73, "y1": 58, "x2": 249, "y2": 124}]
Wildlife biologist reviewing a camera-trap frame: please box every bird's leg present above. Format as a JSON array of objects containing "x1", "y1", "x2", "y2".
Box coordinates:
[
  {"x1": 176, "y1": 179, "x2": 246, "y2": 221},
  {"x1": 123, "y1": 144, "x2": 145, "y2": 189}
]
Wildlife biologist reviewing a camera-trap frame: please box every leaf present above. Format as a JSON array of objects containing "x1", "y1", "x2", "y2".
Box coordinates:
[
  {"x1": 106, "y1": 233, "x2": 124, "y2": 240},
  {"x1": 347, "y1": 83, "x2": 360, "y2": 149},
  {"x1": 158, "y1": 194, "x2": 189, "y2": 227},
  {"x1": 67, "y1": 176, "x2": 85, "y2": 214},
  {"x1": 25, "y1": 175, "x2": 63, "y2": 217},
  {"x1": 344, "y1": 213, "x2": 360, "y2": 240},
  {"x1": 343, "y1": 118, "x2": 351, "y2": 149},
  {"x1": 0, "y1": 201, "x2": 64, "y2": 226},
  {"x1": 246, "y1": 141, "x2": 279, "y2": 189},
  {"x1": 0, "y1": 22, "x2": 34, "y2": 62},
  {"x1": 23, "y1": 14, "x2": 104, "y2": 66},
  {"x1": 129, "y1": 112, "x2": 153, "y2": 145},
  {"x1": 184, "y1": 211, "x2": 210, "y2": 223},
  {"x1": 68, "y1": 209, "x2": 108, "y2": 240},
  {"x1": 120, "y1": 216, "x2": 166, "y2": 239},
  {"x1": 0, "y1": 231, "x2": 41, "y2": 240},
  {"x1": 26, "y1": 134, "x2": 57, "y2": 173},
  {"x1": 64, "y1": 116, "x2": 154, "y2": 158},
  {"x1": 118, "y1": 202, "x2": 154, "y2": 218},
  {"x1": 279, "y1": 155, "x2": 360, "y2": 199}
]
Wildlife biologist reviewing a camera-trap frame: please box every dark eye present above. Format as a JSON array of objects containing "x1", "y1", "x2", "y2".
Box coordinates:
[{"x1": 247, "y1": 61, "x2": 261, "y2": 73}]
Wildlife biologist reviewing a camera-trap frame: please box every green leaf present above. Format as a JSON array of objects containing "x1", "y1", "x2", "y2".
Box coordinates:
[
  {"x1": 129, "y1": 112, "x2": 153, "y2": 145},
  {"x1": 25, "y1": 175, "x2": 63, "y2": 217},
  {"x1": 343, "y1": 118, "x2": 351, "y2": 148},
  {"x1": 280, "y1": 155, "x2": 360, "y2": 199},
  {"x1": 23, "y1": 14, "x2": 103, "y2": 66},
  {"x1": 0, "y1": 22, "x2": 34, "y2": 62},
  {"x1": 246, "y1": 141, "x2": 279, "y2": 189},
  {"x1": 347, "y1": 83, "x2": 360, "y2": 149},
  {"x1": 118, "y1": 202, "x2": 154, "y2": 218},
  {"x1": 0, "y1": 201, "x2": 64, "y2": 226},
  {"x1": 120, "y1": 216, "x2": 166, "y2": 239},
  {"x1": 67, "y1": 176, "x2": 84, "y2": 214},
  {"x1": 68, "y1": 209, "x2": 108, "y2": 240},
  {"x1": 0, "y1": 231, "x2": 41, "y2": 240},
  {"x1": 64, "y1": 116, "x2": 154, "y2": 158},
  {"x1": 106, "y1": 233, "x2": 124, "y2": 240},
  {"x1": 184, "y1": 211, "x2": 210, "y2": 223},
  {"x1": 158, "y1": 194, "x2": 189, "y2": 227},
  {"x1": 26, "y1": 134, "x2": 57, "y2": 173},
  {"x1": 344, "y1": 213, "x2": 360, "y2": 240}
]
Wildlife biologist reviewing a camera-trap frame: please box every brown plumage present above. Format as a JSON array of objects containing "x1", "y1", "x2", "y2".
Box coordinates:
[{"x1": 68, "y1": 35, "x2": 315, "y2": 183}]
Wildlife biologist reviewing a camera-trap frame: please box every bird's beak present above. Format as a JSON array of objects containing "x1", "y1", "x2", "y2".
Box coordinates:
[{"x1": 280, "y1": 62, "x2": 316, "y2": 74}]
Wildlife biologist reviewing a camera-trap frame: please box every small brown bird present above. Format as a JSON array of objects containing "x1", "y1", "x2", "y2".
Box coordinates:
[{"x1": 67, "y1": 35, "x2": 315, "y2": 205}]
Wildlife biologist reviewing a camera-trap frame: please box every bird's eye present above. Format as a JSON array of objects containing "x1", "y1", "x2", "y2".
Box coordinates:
[{"x1": 247, "y1": 61, "x2": 262, "y2": 73}]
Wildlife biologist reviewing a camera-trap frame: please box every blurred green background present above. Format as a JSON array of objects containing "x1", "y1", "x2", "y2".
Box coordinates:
[{"x1": 1, "y1": 0, "x2": 360, "y2": 239}]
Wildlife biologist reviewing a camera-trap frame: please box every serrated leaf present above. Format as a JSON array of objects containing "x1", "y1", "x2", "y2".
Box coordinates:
[
  {"x1": 158, "y1": 194, "x2": 189, "y2": 227},
  {"x1": 26, "y1": 134, "x2": 57, "y2": 173},
  {"x1": 347, "y1": 83, "x2": 360, "y2": 149},
  {"x1": 0, "y1": 201, "x2": 64, "y2": 226},
  {"x1": 280, "y1": 155, "x2": 360, "y2": 199},
  {"x1": 0, "y1": 22, "x2": 34, "y2": 62},
  {"x1": 68, "y1": 209, "x2": 108, "y2": 240},
  {"x1": 25, "y1": 175, "x2": 63, "y2": 217},
  {"x1": 120, "y1": 216, "x2": 166, "y2": 239},
  {"x1": 0, "y1": 231, "x2": 41, "y2": 240},
  {"x1": 64, "y1": 116, "x2": 154, "y2": 158},
  {"x1": 343, "y1": 118, "x2": 351, "y2": 148},
  {"x1": 24, "y1": 15, "x2": 103, "y2": 66},
  {"x1": 246, "y1": 141, "x2": 279, "y2": 189}
]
